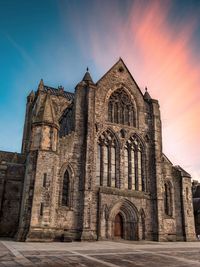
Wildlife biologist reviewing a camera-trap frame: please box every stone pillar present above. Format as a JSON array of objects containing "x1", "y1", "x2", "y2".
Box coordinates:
[
  {"x1": 16, "y1": 151, "x2": 38, "y2": 241},
  {"x1": 181, "y1": 176, "x2": 196, "y2": 241},
  {"x1": 79, "y1": 82, "x2": 97, "y2": 240},
  {"x1": 150, "y1": 99, "x2": 165, "y2": 241}
]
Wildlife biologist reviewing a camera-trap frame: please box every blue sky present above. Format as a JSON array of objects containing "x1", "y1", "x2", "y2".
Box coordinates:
[
  {"x1": 0, "y1": 0, "x2": 98, "y2": 151},
  {"x1": 0, "y1": 0, "x2": 200, "y2": 179}
]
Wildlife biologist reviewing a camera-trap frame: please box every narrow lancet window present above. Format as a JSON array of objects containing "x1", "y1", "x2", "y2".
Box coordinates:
[
  {"x1": 131, "y1": 149, "x2": 135, "y2": 189},
  {"x1": 103, "y1": 146, "x2": 109, "y2": 186},
  {"x1": 124, "y1": 147, "x2": 129, "y2": 189},
  {"x1": 62, "y1": 170, "x2": 70, "y2": 206},
  {"x1": 111, "y1": 147, "x2": 116, "y2": 187},
  {"x1": 96, "y1": 144, "x2": 101, "y2": 185},
  {"x1": 108, "y1": 102, "x2": 112, "y2": 122},
  {"x1": 164, "y1": 182, "x2": 173, "y2": 216},
  {"x1": 138, "y1": 148, "x2": 142, "y2": 191}
]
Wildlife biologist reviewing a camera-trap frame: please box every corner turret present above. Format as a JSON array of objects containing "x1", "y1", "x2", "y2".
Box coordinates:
[{"x1": 31, "y1": 90, "x2": 58, "y2": 152}]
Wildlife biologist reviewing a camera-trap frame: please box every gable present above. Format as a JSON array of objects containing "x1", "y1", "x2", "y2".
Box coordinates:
[
  {"x1": 96, "y1": 58, "x2": 144, "y2": 99},
  {"x1": 95, "y1": 59, "x2": 146, "y2": 126}
]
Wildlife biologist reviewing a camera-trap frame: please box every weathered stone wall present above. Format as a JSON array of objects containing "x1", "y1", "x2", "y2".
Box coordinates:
[
  {"x1": 90, "y1": 60, "x2": 162, "y2": 241},
  {"x1": 161, "y1": 157, "x2": 177, "y2": 241},
  {"x1": 181, "y1": 176, "x2": 196, "y2": 241},
  {"x1": 172, "y1": 169, "x2": 185, "y2": 240},
  {"x1": 161, "y1": 158, "x2": 196, "y2": 241},
  {"x1": 192, "y1": 181, "x2": 200, "y2": 236},
  {"x1": 0, "y1": 151, "x2": 25, "y2": 237},
  {"x1": 3, "y1": 59, "x2": 196, "y2": 242},
  {"x1": 97, "y1": 187, "x2": 152, "y2": 240}
]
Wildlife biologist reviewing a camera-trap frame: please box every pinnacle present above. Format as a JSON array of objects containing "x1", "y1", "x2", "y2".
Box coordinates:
[
  {"x1": 82, "y1": 68, "x2": 94, "y2": 83},
  {"x1": 38, "y1": 78, "x2": 44, "y2": 91},
  {"x1": 144, "y1": 87, "x2": 152, "y2": 101}
]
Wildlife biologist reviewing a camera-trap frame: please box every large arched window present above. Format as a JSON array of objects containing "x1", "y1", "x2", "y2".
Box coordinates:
[
  {"x1": 124, "y1": 135, "x2": 145, "y2": 191},
  {"x1": 96, "y1": 130, "x2": 118, "y2": 187},
  {"x1": 62, "y1": 170, "x2": 70, "y2": 206},
  {"x1": 108, "y1": 89, "x2": 136, "y2": 127},
  {"x1": 59, "y1": 106, "x2": 74, "y2": 137},
  {"x1": 164, "y1": 181, "x2": 173, "y2": 216}
]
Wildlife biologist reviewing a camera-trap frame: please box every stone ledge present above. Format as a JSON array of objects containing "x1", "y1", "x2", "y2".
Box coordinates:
[{"x1": 98, "y1": 186, "x2": 150, "y2": 199}]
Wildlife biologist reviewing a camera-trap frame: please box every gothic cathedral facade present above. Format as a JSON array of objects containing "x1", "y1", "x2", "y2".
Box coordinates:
[{"x1": 0, "y1": 59, "x2": 196, "y2": 241}]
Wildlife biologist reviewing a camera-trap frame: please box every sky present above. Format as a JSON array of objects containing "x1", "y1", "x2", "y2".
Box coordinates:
[{"x1": 0, "y1": 0, "x2": 200, "y2": 180}]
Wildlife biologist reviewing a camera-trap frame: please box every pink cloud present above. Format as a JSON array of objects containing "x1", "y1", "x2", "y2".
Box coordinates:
[{"x1": 61, "y1": 1, "x2": 200, "y2": 179}]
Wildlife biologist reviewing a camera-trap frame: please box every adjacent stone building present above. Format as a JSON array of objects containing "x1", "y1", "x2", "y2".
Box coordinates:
[
  {"x1": 0, "y1": 59, "x2": 196, "y2": 241},
  {"x1": 192, "y1": 181, "x2": 200, "y2": 236}
]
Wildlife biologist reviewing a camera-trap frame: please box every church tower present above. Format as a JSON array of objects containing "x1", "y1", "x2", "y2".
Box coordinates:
[{"x1": 17, "y1": 79, "x2": 60, "y2": 240}]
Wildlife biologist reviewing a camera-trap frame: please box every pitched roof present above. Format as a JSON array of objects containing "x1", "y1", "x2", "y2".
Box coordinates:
[
  {"x1": 162, "y1": 153, "x2": 173, "y2": 165},
  {"x1": 44, "y1": 86, "x2": 74, "y2": 102},
  {"x1": 174, "y1": 165, "x2": 191, "y2": 178},
  {"x1": 34, "y1": 93, "x2": 56, "y2": 125},
  {"x1": 0, "y1": 150, "x2": 26, "y2": 164}
]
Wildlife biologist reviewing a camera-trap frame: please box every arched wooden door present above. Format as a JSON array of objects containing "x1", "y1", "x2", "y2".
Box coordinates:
[{"x1": 114, "y1": 214, "x2": 123, "y2": 238}]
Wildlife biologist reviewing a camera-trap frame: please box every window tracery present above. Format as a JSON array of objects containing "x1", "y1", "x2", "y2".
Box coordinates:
[
  {"x1": 96, "y1": 130, "x2": 118, "y2": 187},
  {"x1": 124, "y1": 135, "x2": 145, "y2": 191},
  {"x1": 108, "y1": 89, "x2": 136, "y2": 127}
]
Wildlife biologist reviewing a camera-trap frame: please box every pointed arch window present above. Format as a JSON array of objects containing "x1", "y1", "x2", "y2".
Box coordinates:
[
  {"x1": 96, "y1": 130, "x2": 118, "y2": 187},
  {"x1": 124, "y1": 135, "x2": 145, "y2": 191},
  {"x1": 164, "y1": 181, "x2": 173, "y2": 216},
  {"x1": 108, "y1": 89, "x2": 136, "y2": 127},
  {"x1": 59, "y1": 106, "x2": 74, "y2": 137},
  {"x1": 62, "y1": 170, "x2": 70, "y2": 206}
]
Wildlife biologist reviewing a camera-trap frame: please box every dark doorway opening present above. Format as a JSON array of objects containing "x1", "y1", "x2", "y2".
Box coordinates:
[{"x1": 114, "y1": 213, "x2": 123, "y2": 238}]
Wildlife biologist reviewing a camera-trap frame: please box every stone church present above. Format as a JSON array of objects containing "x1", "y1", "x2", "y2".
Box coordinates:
[{"x1": 0, "y1": 59, "x2": 196, "y2": 241}]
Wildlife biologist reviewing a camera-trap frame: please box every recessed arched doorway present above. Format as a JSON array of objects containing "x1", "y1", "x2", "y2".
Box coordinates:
[
  {"x1": 114, "y1": 213, "x2": 123, "y2": 238},
  {"x1": 105, "y1": 199, "x2": 139, "y2": 240}
]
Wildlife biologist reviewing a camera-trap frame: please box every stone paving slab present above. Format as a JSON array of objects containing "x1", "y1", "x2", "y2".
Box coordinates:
[
  {"x1": 0, "y1": 241, "x2": 200, "y2": 267},
  {"x1": 93, "y1": 253, "x2": 199, "y2": 267},
  {"x1": 0, "y1": 242, "x2": 17, "y2": 267},
  {"x1": 26, "y1": 255, "x2": 107, "y2": 267}
]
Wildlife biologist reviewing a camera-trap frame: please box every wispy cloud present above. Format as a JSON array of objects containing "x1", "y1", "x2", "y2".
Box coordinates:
[
  {"x1": 5, "y1": 33, "x2": 36, "y2": 68},
  {"x1": 61, "y1": 1, "x2": 200, "y2": 179}
]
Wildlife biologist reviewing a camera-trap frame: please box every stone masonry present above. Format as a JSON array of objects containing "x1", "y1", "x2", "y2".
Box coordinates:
[{"x1": 0, "y1": 59, "x2": 196, "y2": 242}]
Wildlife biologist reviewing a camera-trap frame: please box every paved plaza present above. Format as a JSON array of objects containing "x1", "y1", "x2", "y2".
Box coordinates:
[{"x1": 0, "y1": 240, "x2": 200, "y2": 266}]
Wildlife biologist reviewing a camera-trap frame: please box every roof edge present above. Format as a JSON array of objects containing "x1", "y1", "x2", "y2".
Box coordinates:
[{"x1": 96, "y1": 58, "x2": 144, "y2": 98}]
